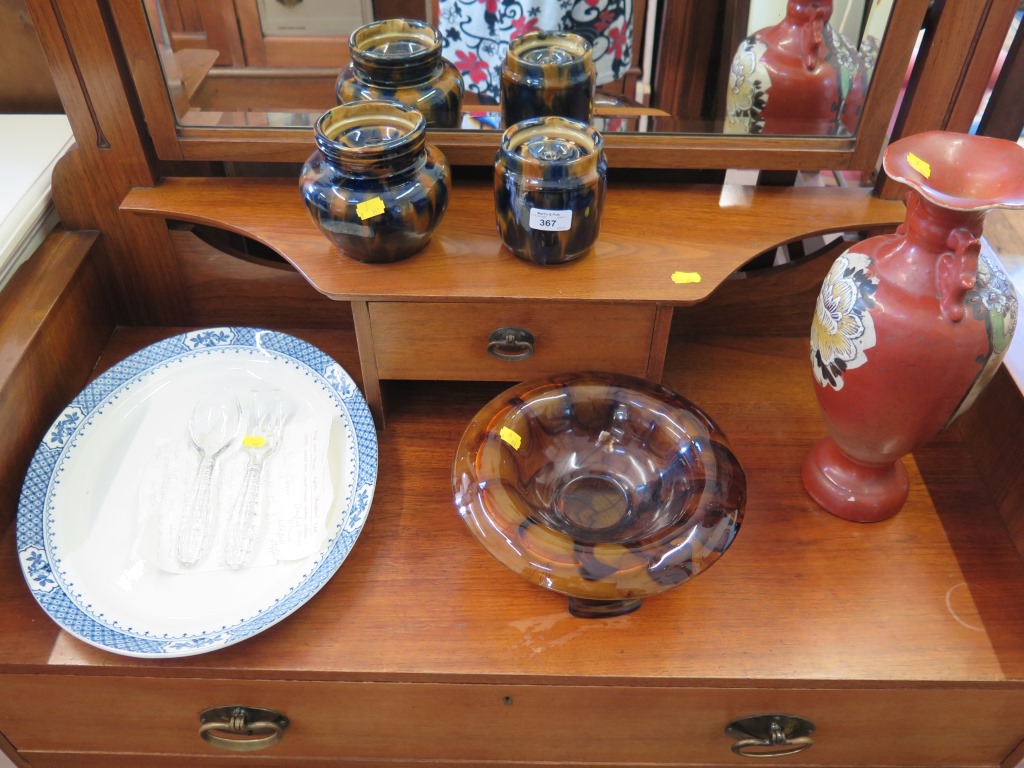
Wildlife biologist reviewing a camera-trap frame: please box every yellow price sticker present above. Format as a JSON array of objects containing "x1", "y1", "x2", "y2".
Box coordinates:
[
  {"x1": 242, "y1": 435, "x2": 267, "y2": 448},
  {"x1": 499, "y1": 426, "x2": 522, "y2": 450},
  {"x1": 671, "y1": 271, "x2": 702, "y2": 284},
  {"x1": 356, "y1": 196, "x2": 386, "y2": 220},
  {"x1": 906, "y1": 152, "x2": 931, "y2": 179}
]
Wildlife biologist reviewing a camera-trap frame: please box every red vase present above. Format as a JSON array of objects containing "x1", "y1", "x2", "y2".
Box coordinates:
[
  {"x1": 803, "y1": 131, "x2": 1024, "y2": 522},
  {"x1": 725, "y1": 0, "x2": 860, "y2": 136}
]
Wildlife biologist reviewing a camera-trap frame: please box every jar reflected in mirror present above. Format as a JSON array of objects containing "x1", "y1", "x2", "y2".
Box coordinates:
[
  {"x1": 336, "y1": 19, "x2": 464, "y2": 129},
  {"x1": 500, "y1": 31, "x2": 595, "y2": 127},
  {"x1": 300, "y1": 101, "x2": 450, "y2": 264},
  {"x1": 494, "y1": 116, "x2": 606, "y2": 265}
]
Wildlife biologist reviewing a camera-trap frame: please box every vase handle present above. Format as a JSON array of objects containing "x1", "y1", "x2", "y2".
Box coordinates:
[
  {"x1": 937, "y1": 228, "x2": 980, "y2": 322},
  {"x1": 801, "y1": 8, "x2": 828, "y2": 70}
]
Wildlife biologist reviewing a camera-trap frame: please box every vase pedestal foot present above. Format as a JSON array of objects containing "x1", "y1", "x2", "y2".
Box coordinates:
[{"x1": 801, "y1": 437, "x2": 908, "y2": 523}]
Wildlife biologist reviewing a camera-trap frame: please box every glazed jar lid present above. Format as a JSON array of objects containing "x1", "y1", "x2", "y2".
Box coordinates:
[
  {"x1": 348, "y1": 19, "x2": 443, "y2": 83},
  {"x1": 499, "y1": 116, "x2": 603, "y2": 178},
  {"x1": 503, "y1": 31, "x2": 594, "y2": 84},
  {"x1": 314, "y1": 101, "x2": 427, "y2": 173}
]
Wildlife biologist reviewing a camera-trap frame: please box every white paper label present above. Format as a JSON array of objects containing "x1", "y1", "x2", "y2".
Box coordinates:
[{"x1": 529, "y1": 208, "x2": 572, "y2": 231}]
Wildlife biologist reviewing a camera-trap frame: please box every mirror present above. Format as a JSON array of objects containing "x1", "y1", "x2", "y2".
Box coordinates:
[{"x1": 142, "y1": 0, "x2": 896, "y2": 139}]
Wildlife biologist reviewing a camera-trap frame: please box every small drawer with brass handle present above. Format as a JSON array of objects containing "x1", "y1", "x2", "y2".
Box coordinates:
[
  {"x1": 199, "y1": 705, "x2": 289, "y2": 752},
  {"x1": 368, "y1": 301, "x2": 657, "y2": 381},
  {"x1": 726, "y1": 714, "x2": 815, "y2": 758}
]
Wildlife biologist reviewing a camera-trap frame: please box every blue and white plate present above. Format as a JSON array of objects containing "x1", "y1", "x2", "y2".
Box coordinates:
[{"x1": 16, "y1": 327, "x2": 377, "y2": 658}]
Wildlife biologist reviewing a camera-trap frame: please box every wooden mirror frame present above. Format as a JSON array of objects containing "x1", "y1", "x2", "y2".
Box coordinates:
[{"x1": 109, "y1": 0, "x2": 933, "y2": 171}]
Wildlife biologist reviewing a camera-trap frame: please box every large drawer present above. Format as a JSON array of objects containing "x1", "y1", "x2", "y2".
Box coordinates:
[
  {"x1": 3, "y1": 675, "x2": 1023, "y2": 766},
  {"x1": 367, "y1": 301, "x2": 658, "y2": 381}
]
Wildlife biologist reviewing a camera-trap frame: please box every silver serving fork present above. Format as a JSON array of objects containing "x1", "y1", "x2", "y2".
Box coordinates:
[{"x1": 223, "y1": 390, "x2": 288, "y2": 569}]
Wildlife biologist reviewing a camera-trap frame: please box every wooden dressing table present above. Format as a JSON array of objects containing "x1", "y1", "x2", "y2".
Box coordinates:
[{"x1": 2, "y1": 1, "x2": 1024, "y2": 765}]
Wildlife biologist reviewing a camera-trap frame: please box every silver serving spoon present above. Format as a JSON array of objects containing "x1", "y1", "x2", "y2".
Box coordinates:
[{"x1": 176, "y1": 389, "x2": 241, "y2": 567}]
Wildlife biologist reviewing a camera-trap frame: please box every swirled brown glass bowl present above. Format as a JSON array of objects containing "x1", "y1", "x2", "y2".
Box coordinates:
[{"x1": 453, "y1": 372, "x2": 746, "y2": 618}]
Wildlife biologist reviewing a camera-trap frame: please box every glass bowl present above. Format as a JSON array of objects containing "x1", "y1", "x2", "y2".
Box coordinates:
[{"x1": 453, "y1": 372, "x2": 746, "y2": 618}]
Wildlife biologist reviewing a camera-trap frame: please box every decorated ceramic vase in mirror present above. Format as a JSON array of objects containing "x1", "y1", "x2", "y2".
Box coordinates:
[
  {"x1": 500, "y1": 30, "x2": 596, "y2": 127},
  {"x1": 804, "y1": 131, "x2": 1024, "y2": 523},
  {"x1": 725, "y1": 0, "x2": 863, "y2": 136},
  {"x1": 495, "y1": 116, "x2": 606, "y2": 265},
  {"x1": 300, "y1": 102, "x2": 450, "y2": 264},
  {"x1": 336, "y1": 19, "x2": 464, "y2": 129},
  {"x1": 453, "y1": 372, "x2": 746, "y2": 618}
]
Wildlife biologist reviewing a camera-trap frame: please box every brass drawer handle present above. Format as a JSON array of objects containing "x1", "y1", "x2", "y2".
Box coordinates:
[
  {"x1": 487, "y1": 327, "x2": 535, "y2": 361},
  {"x1": 199, "y1": 706, "x2": 289, "y2": 752},
  {"x1": 726, "y1": 714, "x2": 815, "y2": 758}
]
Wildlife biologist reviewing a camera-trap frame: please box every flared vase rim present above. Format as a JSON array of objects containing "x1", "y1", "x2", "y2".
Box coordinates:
[{"x1": 884, "y1": 130, "x2": 1024, "y2": 212}]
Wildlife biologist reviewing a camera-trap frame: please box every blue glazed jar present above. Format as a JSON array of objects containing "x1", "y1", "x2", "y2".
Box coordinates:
[
  {"x1": 500, "y1": 31, "x2": 595, "y2": 127},
  {"x1": 336, "y1": 19, "x2": 464, "y2": 130},
  {"x1": 300, "y1": 102, "x2": 450, "y2": 263},
  {"x1": 494, "y1": 116, "x2": 606, "y2": 265}
]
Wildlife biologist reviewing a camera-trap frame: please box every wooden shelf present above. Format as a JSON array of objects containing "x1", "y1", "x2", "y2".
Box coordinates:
[
  {"x1": 121, "y1": 177, "x2": 907, "y2": 304},
  {"x1": 3, "y1": 245, "x2": 1024, "y2": 761},
  {"x1": 3, "y1": 327, "x2": 1023, "y2": 687}
]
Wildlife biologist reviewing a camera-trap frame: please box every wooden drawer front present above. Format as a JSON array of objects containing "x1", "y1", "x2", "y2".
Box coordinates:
[
  {"x1": 368, "y1": 301, "x2": 657, "y2": 381},
  {"x1": 3, "y1": 676, "x2": 1023, "y2": 766}
]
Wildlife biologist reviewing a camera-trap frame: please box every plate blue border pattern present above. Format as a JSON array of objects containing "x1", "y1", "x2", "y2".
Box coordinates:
[{"x1": 16, "y1": 327, "x2": 378, "y2": 657}]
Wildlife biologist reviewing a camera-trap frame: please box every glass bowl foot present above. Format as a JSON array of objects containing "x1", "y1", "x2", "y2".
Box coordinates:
[{"x1": 568, "y1": 596, "x2": 643, "y2": 618}]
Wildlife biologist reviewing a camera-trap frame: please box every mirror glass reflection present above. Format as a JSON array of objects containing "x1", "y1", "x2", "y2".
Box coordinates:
[{"x1": 144, "y1": 0, "x2": 894, "y2": 137}]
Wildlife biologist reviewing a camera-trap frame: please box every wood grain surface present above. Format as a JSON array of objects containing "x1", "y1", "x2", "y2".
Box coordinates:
[
  {"x1": 28, "y1": 0, "x2": 191, "y2": 325},
  {"x1": 2, "y1": 327, "x2": 1023, "y2": 690},
  {"x1": 168, "y1": 228, "x2": 355, "y2": 330},
  {"x1": 121, "y1": 177, "x2": 907, "y2": 305},
  {"x1": 3, "y1": 674, "x2": 1023, "y2": 765},
  {"x1": 367, "y1": 301, "x2": 656, "y2": 380},
  {"x1": 0, "y1": 231, "x2": 111, "y2": 533},
  {"x1": 877, "y1": 0, "x2": 1021, "y2": 198}
]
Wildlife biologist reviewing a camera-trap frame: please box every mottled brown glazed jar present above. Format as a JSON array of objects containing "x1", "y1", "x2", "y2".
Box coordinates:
[
  {"x1": 494, "y1": 116, "x2": 606, "y2": 265},
  {"x1": 500, "y1": 31, "x2": 596, "y2": 127},
  {"x1": 336, "y1": 19, "x2": 464, "y2": 129},
  {"x1": 453, "y1": 372, "x2": 746, "y2": 618},
  {"x1": 804, "y1": 131, "x2": 1024, "y2": 522},
  {"x1": 300, "y1": 102, "x2": 450, "y2": 263}
]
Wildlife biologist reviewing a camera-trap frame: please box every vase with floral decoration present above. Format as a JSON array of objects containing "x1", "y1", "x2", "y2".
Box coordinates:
[
  {"x1": 725, "y1": 0, "x2": 861, "y2": 136},
  {"x1": 803, "y1": 131, "x2": 1024, "y2": 522}
]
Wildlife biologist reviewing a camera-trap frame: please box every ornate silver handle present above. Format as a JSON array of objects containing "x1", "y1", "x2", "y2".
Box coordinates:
[
  {"x1": 487, "y1": 327, "x2": 535, "y2": 361},
  {"x1": 199, "y1": 706, "x2": 289, "y2": 752},
  {"x1": 176, "y1": 454, "x2": 217, "y2": 566},
  {"x1": 726, "y1": 714, "x2": 815, "y2": 758},
  {"x1": 223, "y1": 453, "x2": 271, "y2": 569}
]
